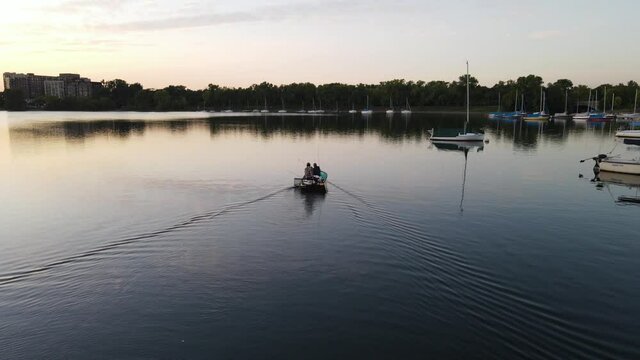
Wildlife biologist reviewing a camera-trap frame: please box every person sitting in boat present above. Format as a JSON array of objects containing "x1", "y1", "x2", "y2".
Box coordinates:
[
  {"x1": 304, "y1": 162, "x2": 314, "y2": 179},
  {"x1": 313, "y1": 163, "x2": 321, "y2": 179}
]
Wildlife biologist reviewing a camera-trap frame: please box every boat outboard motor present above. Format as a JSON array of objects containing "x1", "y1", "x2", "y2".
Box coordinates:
[{"x1": 592, "y1": 154, "x2": 608, "y2": 174}]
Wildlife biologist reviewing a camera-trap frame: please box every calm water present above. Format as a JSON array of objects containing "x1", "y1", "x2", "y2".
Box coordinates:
[{"x1": 1, "y1": 111, "x2": 639, "y2": 359}]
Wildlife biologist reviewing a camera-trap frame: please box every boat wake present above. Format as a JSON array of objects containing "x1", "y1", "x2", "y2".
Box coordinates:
[
  {"x1": 327, "y1": 180, "x2": 627, "y2": 358},
  {"x1": 0, "y1": 187, "x2": 293, "y2": 286}
]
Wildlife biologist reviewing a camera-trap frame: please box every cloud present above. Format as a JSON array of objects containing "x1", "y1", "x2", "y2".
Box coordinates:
[
  {"x1": 44, "y1": 0, "x2": 136, "y2": 13},
  {"x1": 528, "y1": 30, "x2": 562, "y2": 40},
  {"x1": 91, "y1": 0, "x2": 377, "y2": 32}
]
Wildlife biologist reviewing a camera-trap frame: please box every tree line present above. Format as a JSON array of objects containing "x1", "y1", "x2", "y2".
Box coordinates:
[{"x1": 1, "y1": 76, "x2": 638, "y2": 112}]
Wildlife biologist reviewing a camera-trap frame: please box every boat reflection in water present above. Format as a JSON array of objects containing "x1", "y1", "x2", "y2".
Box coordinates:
[
  {"x1": 593, "y1": 171, "x2": 640, "y2": 206},
  {"x1": 431, "y1": 140, "x2": 484, "y2": 212},
  {"x1": 294, "y1": 189, "x2": 326, "y2": 217}
]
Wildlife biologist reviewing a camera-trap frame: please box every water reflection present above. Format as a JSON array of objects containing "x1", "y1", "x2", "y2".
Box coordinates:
[
  {"x1": 589, "y1": 171, "x2": 640, "y2": 206},
  {"x1": 295, "y1": 190, "x2": 327, "y2": 217},
  {"x1": 5, "y1": 113, "x2": 627, "y2": 151},
  {"x1": 430, "y1": 140, "x2": 484, "y2": 212}
]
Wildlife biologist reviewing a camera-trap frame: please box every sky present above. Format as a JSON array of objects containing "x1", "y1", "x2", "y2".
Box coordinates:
[{"x1": 1, "y1": 0, "x2": 639, "y2": 90}]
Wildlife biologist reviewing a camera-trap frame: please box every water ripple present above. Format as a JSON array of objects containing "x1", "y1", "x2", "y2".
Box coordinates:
[{"x1": 0, "y1": 187, "x2": 292, "y2": 286}]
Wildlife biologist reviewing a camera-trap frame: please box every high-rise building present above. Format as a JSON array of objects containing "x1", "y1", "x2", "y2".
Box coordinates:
[
  {"x1": 2, "y1": 72, "x2": 99, "y2": 99},
  {"x1": 44, "y1": 80, "x2": 65, "y2": 98}
]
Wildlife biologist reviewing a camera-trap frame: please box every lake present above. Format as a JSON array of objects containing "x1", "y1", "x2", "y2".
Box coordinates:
[{"x1": 1, "y1": 111, "x2": 639, "y2": 359}]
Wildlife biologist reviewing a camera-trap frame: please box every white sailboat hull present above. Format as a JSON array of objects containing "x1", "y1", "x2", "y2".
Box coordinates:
[
  {"x1": 615, "y1": 130, "x2": 640, "y2": 138},
  {"x1": 430, "y1": 132, "x2": 485, "y2": 142},
  {"x1": 573, "y1": 113, "x2": 590, "y2": 121}
]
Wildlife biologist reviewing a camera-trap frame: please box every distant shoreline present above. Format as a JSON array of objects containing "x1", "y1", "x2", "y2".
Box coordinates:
[{"x1": 1, "y1": 106, "x2": 637, "y2": 114}]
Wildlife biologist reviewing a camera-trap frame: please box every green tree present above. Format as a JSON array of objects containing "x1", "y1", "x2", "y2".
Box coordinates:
[{"x1": 4, "y1": 89, "x2": 26, "y2": 111}]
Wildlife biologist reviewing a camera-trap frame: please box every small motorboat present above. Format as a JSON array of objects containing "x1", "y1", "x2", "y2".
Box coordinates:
[
  {"x1": 582, "y1": 154, "x2": 640, "y2": 175},
  {"x1": 294, "y1": 172, "x2": 328, "y2": 193}
]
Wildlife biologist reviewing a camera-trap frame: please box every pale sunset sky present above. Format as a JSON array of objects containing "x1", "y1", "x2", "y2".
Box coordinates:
[{"x1": 1, "y1": 0, "x2": 639, "y2": 90}]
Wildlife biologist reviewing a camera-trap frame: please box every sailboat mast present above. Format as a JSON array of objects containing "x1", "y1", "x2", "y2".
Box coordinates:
[
  {"x1": 564, "y1": 88, "x2": 568, "y2": 113},
  {"x1": 595, "y1": 90, "x2": 598, "y2": 112},
  {"x1": 539, "y1": 86, "x2": 543, "y2": 113},
  {"x1": 498, "y1": 92, "x2": 501, "y2": 112},
  {"x1": 603, "y1": 87, "x2": 607, "y2": 113},
  {"x1": 587, "y1": 89, "x2": 592, "y2": 113},
  {"x1": 465, "y1": 61, "x2": 469, "y2": 133},
  {"x1": 611, "y1": 92, "x2": 615, "y2": 113},
  {"x1": 634, "y1": 89, "x2": 638, "y2": 114},
  {"x1": 514, "y1": 89, "x2": 518, "y2": 112}
]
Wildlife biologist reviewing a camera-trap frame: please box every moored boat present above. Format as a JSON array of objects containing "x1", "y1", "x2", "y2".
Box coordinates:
[
  {"x1": 584, "y1": 154, "x2": 640, "y2": 175},
  {"x1": 524, "y1": 86, "x2": 550, "y2": 121},
  {"x1": 429, "y1": 61, "x2": 484, "y2": 142},
  {"x1": 615, "y1": 130, "x2": 640, "y2": 138},
  {"x1": 401, "y1": 98, "x2": 412, "y2": 114},
  {"x1": 523, "y1": 112, "x2": 550, "y2": 121},
  {"x1": 599, "y1": 158, "x2": 640, "y2": 175},
  {"x1": 361, "y1": 95, "x2": 373, "y2": 115}
]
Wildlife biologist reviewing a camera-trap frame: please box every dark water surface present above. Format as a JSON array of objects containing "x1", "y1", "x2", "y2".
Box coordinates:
[{"x1": 1, "y1": 111, "x2": 639, "y2": 359}]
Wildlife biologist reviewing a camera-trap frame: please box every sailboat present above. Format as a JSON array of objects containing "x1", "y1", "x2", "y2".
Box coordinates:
[
  {"x1": 618, "y1": 89, "x2": 640, "y2": 121},
  {"x1": 401, "y1": 98, "x2": 412, "y2": 114},
  {"x1": 386, "y1": 97, "x2": 394, "y2": 114},
  {"x1": 429, "y1": 61, "x2": 485, "y2": 142},
  {"x1": 316, "y1": 98, "x2": 325, "y2": 114},
  {"x1": 503, "y1": 89, "x2": 523, "y2": 119},
  {"x1": 361, "y1": 95, "x2": 373, "y2": 115},
  {"x1": 278, "y1": 97, "x2": 287, "y2": 113},
  {"x1": 297, "y1": 101, "x2": 306, "y2": 113},
  {"x1": 523, "y1": 86, "x2": 550, "y2": 121},
  {"x1": 554, "y1": 88, "x2": 571, "y2": 119},
  {"x1": 573, "y1": 89, "x2": 592, "y2": 121},
  {"x1": 605, "y1": 92, "x2": 616, "y2": 120},
  {"x1": 348, "y1": 102, "x2": 357, "y2": 114},
  {"x1": 587, "y1": 89, "x2": 607, "y2": 121},
  {"x1": 308, "y1": 98, "x2": 318, "y2": 114},
  {"x1": 488, "y1": 92, "x2": 502, "y2": 119},
  {"x1": 222, "y1": 101, "x2": 233, "y2": 113},
  {"x1": 260, "y1": 97, "x2": 269, "y2": 113}
]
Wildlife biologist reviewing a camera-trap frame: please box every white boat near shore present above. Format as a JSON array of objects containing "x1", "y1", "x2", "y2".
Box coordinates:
[
  {"x1": 361, "y1": 95, "x2": 373, "y2": 114},
  {"x1": 615, "y1": 130, "x2": 640, "y2": 138},
  {"x1": 401, "y1": 98, "x2": 412, "y2": 114}
]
